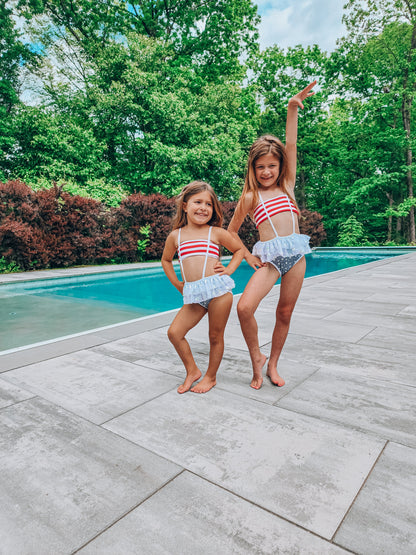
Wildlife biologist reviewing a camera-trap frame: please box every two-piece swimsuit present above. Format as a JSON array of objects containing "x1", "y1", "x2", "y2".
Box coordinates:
[
  {"x1": 252, "y1": 193, "x2": 311, "y2": 275},
  {"x1": 177, "y1": 226, "x2": 235, "y2": 308}
]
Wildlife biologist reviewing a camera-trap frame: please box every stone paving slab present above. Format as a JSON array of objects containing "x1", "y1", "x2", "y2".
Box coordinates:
[
  {"x1": 78, "y1": 471, "x2": 349, "y2": 555},
  {"x1": 3, "y1": 350, "x2": 180, "y2": 425},
  {"x1": 297, "y1": 285, "x2": 374, "y2": 303},
  {"x1": 324, "y1": 308, "x2": 416, "y2": 333},
  {"x1": 292, "y1": 299, "x2": 347, "y2": 319},
  {"x1": 331, "y1": 299, "x2": 408, "y2": 316},
  {"x1": 104, "y1": 389, "x2": 385, "y2": 539},
  {"x1": 367, "y1": 291, "x2": 416, "y2": 304},
  {"x1": 357, "y1": 326, "x2": 416, "y2": 354},
  {"x1": 287, "y1": 317, "x2": 375, "y2": 343},
  {"x1": 277, "y1": 368, "x2": 416, "y2": 448},
  {"x1": 281, "y1": 334, "x2": 416, "y2": 386},
  {"x1": 334, "y1": 442, "x2": 416, "y2": 554},
  {"x1": 0, "y1": 397, "x2": 181, "y2": 554},
  {"x1": 398, "y1": 304, "x2": 416, "y2": 317},
  {"x1": 0, "y1": 377, "x2": 35, "y2": 409}
]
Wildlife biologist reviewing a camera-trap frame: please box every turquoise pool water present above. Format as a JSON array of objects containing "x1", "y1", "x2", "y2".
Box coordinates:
[{"x1": 0, "y1": 250, "x2": 401, "y2": 352}]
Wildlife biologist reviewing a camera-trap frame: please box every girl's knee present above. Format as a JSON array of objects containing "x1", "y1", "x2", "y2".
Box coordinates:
[
  {"x1": 209, "y1": 328, "x2": 224, "y2": 346},
  {"x1": 167, "y1": 325, "x2": 181, "y2": 344},
  {"x1": 276, "y1": 305, "x2": 294, "y2": 325},
  {"x1": 237, "y1": 299, "x2": 254, "y2": 319}
]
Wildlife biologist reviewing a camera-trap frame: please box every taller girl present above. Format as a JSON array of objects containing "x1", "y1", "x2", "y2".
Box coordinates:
[{"x1": 227, "y1": 81, "x2": 316, "y2": 389}]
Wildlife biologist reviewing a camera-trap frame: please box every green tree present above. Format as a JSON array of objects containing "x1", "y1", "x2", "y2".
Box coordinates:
[
  {"x1": 0, "y1": 2, "x2": 37, "y2": 180},
  {"x1": 337, "y1": 214, "x2": 370, "y2": 246},
  {"x1": 3, "y1": 104, "x2": 111, "y2": 185},
  {"x1": 11, "y1": 0, "x2": 260, "y2": 198},
  {"x1": 331, "y1": 0, "x2": 416, "y2": 243}
]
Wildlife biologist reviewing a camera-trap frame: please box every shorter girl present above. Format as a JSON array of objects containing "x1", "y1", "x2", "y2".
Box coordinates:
[{"x1": 162, "y1": 181, "x2": 244, "y2": 394}]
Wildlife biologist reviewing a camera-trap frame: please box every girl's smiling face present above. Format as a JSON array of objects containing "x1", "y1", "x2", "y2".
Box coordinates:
[
  {"x1": 254, "y1": 153, "x2": 281, "y2": 189},
  {"x1": 184, "y1": 190, "x2": 214, "y2": 225}
]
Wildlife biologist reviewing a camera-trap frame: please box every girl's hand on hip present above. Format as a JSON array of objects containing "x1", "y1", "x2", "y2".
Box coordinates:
[
  {"x1": 214, "y1": 261, "x2": 226, "y2": 274},
  {"x1": 246, "y1": 253, "x2": 265, "y2": 270}
]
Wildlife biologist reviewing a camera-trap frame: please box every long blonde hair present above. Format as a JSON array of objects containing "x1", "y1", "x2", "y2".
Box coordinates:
[
  {"x1": 236, "y1": 135, "x2": 298, "y2": 220},
  {"x1": 172, "y1": 181, "x2": 223, "y2": 230}
]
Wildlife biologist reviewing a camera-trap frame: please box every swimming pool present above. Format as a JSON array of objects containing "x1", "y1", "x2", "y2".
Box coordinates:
[{"x1": 0, "y1": 250, "x2": 403, "y2": 352}]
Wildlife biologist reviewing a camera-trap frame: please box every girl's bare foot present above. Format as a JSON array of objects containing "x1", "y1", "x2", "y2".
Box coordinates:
[
  {"x1": 266, "y1": 366, "x2": 285, "y2": 387},
  {"x1": 250, "y1": 353, "x2": 267, "y2": 390},
  {"x1": 191, "y1": 375, "x2": 216, "y2": 393},
  {"x1": 177, "y1": 370, "x2": 202, "y2": 394}
]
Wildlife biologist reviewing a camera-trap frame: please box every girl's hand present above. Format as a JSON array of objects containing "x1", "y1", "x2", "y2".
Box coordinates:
[
  {"x1": 214, "y1": 260, "x2": 225, "y2": 274},
  {"x1": 288, "y1": 80, "x2": 317, "y2": 110},
  {"x1": 177, "y1": 281, "x2": 184, "y2": 295},
  {"x1": 213, "y1": 261, "x2": 229, "y2": 276},
  {"x1": 246, "y1": 253, "x2": 265, "y2": 270}
]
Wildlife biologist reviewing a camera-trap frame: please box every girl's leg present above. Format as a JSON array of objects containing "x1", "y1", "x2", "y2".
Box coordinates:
[
  {"x1": 168, "y1": 304, "x2": 207, "y2": 393},
  {"x1": 267, "y1": 256, "x2": 306, "y2": 386},
  {"x1": 191, "y1": 292, "x2": 233, "y2": 393},
  {"x1": 237, "y1": 265, "x2": 280, "y2": 389}
]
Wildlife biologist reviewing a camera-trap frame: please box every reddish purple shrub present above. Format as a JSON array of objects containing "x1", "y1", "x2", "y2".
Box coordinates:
[
  {"x1": 0, "y1": 180, "x2": 326, "y2": 271},
  {"x1": 222, "y1": 201, "x2": 259, "y2": 251},
  {"x1": 299, "y1": 209, "x2": 326, "y2": 247},
  {"x1": 115, "y1": 194, "x2": 176, "y2": 260},
  {"x1": 0, "y1": 182, "x2": 123, "y2": 269},
  {"x1": 0, "y1": 219, "x2": 50, "y2": 268},
  {"x1": 35, "y1": 187, "x2": 110, "y2": 267}
]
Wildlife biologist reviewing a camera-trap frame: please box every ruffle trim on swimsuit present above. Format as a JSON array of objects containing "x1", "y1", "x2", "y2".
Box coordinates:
[
  {"x1": 183, "y1": 273, "x2": 235, "y2": 305},
  {"x1": 252, "y1": 232, "x2": 311, "y2": 262}
]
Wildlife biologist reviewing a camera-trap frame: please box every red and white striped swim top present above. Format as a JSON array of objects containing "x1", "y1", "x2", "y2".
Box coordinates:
[
  {"x1": 253, "y1": 195, "x2": 299, "y2": 229},
  {"x1": 178, "y1": 240, "x2": 220, "y2": 261},
  {"x1": 177, "y1": 226, "x2": 219, "y2": 282}
]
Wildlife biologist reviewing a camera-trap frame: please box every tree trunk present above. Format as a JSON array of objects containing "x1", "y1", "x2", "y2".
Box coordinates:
[
  {"x1": 401, "y1": 20, "x2": 416, "y2": 243},
  {"x1": 386, "y1": 191, "x2": 393, "y2": 242},
  {"x1": 395, "y1": 216, "x2": 402, "y2": 243}
]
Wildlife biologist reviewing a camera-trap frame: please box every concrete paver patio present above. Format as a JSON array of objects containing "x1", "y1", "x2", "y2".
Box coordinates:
[{"x1": 1, "y1": 253, "x2": 415, "y2": 554}]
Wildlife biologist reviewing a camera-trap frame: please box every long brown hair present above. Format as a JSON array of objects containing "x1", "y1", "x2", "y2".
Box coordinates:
[
  {"x1": 172, "y1": 181, "x2": 223, "y2": 230},
  {"x1": 236, "y1": 135, "x2": 298, "y2": 220}
]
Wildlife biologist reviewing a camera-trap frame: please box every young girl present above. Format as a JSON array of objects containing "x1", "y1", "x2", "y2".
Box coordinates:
[
  {"x1": 226, "y1": 81, "x2": 316, "y2": 390},
  {"x1": 162, "y1": 181, "x2": 244, "y2": 394}
]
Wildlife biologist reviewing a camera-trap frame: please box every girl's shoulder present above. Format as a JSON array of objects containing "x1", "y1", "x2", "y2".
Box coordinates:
[
  {"x1": 211, "y1": 225, "x2": 232, "y2": 244},
  {"x1": 166, "y1": 227, "x2": 179, "y2": 244},
  {"x1": 239, "y1": 190, "x2": 256, "y2": 212}
]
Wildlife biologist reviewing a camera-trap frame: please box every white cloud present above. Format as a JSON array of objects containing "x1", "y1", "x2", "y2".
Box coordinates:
[{"x1": 257, "y1": 0, "x2": 347, "y2": 52}]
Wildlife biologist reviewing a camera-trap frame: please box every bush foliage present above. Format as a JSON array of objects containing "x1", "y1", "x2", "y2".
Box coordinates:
[{"x1": 0, "y1": 180, "x2": 327, "y2": 271}]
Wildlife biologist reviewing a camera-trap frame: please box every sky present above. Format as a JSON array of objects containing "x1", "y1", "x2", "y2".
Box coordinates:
[{"x1": 256, "y1": 0, "x2": 347, "y2": 52}]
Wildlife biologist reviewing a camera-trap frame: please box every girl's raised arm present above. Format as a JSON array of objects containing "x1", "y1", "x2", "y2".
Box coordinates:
[{"x1": 285, "y1": 80, "x2": 317, "y2": 188}]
